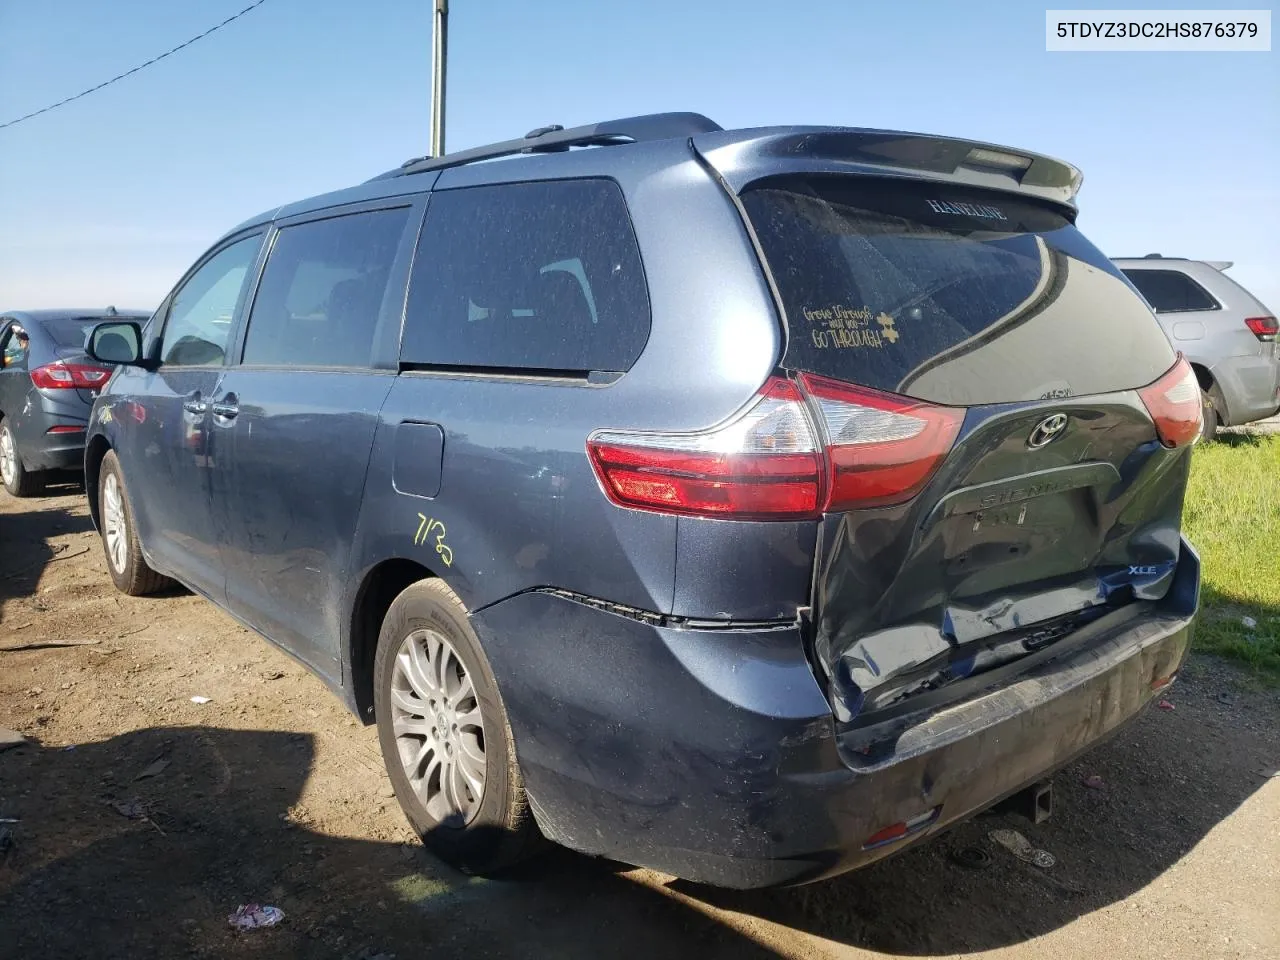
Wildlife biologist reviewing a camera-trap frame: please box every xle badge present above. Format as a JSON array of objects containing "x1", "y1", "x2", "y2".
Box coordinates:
[{"x1": 1027, "y1": 413, "x2": 1068, "y2": 449}]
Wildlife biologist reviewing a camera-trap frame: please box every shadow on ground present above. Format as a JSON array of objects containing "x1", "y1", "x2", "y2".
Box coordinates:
[
  {"x1": 2, "y1": 665, "x2": 1276, "y2": 959},
  {"x1": 0, "y1": 494, "x2": 94, "y2": 620},
  {"x1": 0, "y1": 486, "x2": 188, "y2": 629},
  {"x1": 0, "y1": 727, "x2": 784, "y2": 960},
  {"x1": 1213, "y1": 431, "x2": 1265, "y2": 448},
  {"x1": 37, "y1": 475, "x2": 88, "y2": 496}
]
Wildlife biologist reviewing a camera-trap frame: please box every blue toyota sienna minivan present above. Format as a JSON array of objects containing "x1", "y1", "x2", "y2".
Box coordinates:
[{"x1": 84, "y1": 114, "x2": 1202, "y2": 888}]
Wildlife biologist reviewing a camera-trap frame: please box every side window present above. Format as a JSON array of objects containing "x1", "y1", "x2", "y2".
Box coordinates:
[
  {"x1": 402, "y1": 179, "x2": 650, "y2": 373},
  {"x1": 1123, "y1": 269, "x2": 1219, "y2": 313},
  {"x1": 161, "y1": 235, "x2": 262, "y2": 367},
  {"x1": 242, "y1": 206, "x2": 411, "y2": 368},
  {"x1": 1, "y1": 324, "x2": 29, "y2": 369}
]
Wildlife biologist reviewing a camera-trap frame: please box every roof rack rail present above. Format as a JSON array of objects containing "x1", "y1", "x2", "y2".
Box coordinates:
[{"x1": 370, "y1": 112, "x2": 722, "y2": 181}]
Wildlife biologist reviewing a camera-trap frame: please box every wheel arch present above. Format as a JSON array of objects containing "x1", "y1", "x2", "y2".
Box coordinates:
[
  {"x1": 1190, "y1": 361, "x2": 1214, "y2": 392},
  {"x1": 346, "y1": 557, "x2": 440, "y2": 723},
  {"x1": 84, "y1": 434, "x2": 113, "y2": 530},
  {"x1": 1188, "y1": 361, "x2": 1230, "y2": 425}
]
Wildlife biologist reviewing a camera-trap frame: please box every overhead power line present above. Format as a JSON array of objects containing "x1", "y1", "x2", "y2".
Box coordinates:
[{"x1": 0, "y1": 0, "x2": 271, "y2": 131}]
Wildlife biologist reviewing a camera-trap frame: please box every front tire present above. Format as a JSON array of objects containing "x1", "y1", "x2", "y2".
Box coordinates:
[
  {"x1": 0, "y1": 419, "x2": 42, "y2": 497},
  {"x1": 374, "y1": 578, "x2": 540, "y2": 875},
  {"x1": 98, "y1": 451, "x2": 171, "y2": 596}
]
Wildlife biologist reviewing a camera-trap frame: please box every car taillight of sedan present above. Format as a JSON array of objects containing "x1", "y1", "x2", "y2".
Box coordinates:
[{"x1": 29, "y1": 361, "x2": 112, "y2": 390}]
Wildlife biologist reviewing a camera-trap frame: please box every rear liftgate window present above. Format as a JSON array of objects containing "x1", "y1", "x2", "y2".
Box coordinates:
[
  {"x1": 402, "y1": 179, "x2": 650, "y2": 374},
  {"x1": 742, "y1": 178, "x2": 1175, "y2": 405}
]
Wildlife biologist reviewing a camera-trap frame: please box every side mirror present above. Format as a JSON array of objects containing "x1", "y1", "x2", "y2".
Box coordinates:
[{"x1": 87, "y1": 321, "x2": 146, "y2": 367}]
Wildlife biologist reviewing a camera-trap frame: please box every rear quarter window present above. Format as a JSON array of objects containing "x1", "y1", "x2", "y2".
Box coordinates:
[
  {"x1": 743, "y1": 177, "x2": 1175, "y2": 405},
  {"x1": 1121, "y1": 268, "x2": 1220, "y2": 313},
  {"x1": 401, "y1": 179, "x2": 650, "y2": 373}
]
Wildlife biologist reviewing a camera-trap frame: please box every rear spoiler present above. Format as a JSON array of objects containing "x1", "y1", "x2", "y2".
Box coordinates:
[
  {"x1": 1118, "y1": 255, "x2": 1234, "y2": 272},
  {"x1": 693, "y1": 127, "x2": 1084, "y2": 210}
]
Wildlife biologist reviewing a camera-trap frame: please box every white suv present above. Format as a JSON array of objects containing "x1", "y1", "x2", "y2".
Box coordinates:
[{"x1": 1115, "y1": 255, "x2": 1279, "y2": 440}]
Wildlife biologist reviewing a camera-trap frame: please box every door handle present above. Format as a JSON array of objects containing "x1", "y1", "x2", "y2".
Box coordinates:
[
  {"x1": 210, "y1": 393, "x2": 239, "y2": 420},
  {"x1": 182, "y1": 395, "x2": 207, "y2": 415}
]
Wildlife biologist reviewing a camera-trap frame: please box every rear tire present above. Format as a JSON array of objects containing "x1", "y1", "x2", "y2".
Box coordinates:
[
  {"x1": 98, "y1": 451, "x2": 171, "y2": 596},
  {"x1": 1200, "y1": 388, "x2": 1220, "y2": 443},
  {"x1": 374, "y1": 578, "x2": 541, "y2": 875},
  {"x1": 0, "y1": 419, "x2": 43, "y2": 497}
]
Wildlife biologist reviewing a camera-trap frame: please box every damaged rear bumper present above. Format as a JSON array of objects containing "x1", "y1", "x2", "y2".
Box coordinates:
[{"x1": 469, "y1": 540, "x2": 1199, "y2": 889}]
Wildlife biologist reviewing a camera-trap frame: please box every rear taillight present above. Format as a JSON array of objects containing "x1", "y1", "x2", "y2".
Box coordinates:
[
  {"x1": 587, "y1": 374, "x2": 964, "y2": 520},
  {"x1": 30, "y1": 361, "x2": 112, "y2": 390},
  {"x1": 1244, "y1": 316, "x2": 1278, "y2": 341},
  {"x1": 587, "y1": 378, "x2": 823, "y2": 520},
  {"x1": 798, "y1": 373, "x2": 965, "y2": 511},
  {"x1": 1137, "y1": 355, "x2": 1202, "y2": 449}
]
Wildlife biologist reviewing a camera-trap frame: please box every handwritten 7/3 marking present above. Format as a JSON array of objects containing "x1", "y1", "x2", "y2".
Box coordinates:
[{"x1": 414, "y1": 513, "x2": 454, "y2": 567}]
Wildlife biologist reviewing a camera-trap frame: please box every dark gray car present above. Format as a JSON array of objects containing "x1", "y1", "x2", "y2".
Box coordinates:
[
  {"x1": 0, "y1": 309, "x2": 147, "y2": 496},
  {"x1": 82, "y1": 114, "x2": 1202, "y2": 888}
]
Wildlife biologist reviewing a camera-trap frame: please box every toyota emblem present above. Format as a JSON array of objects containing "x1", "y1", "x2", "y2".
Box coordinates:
[{"x1": 1027, "y1": 413, "x2": 1068, "y2": 449}]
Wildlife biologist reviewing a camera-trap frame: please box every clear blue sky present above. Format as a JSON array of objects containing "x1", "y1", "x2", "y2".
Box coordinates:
[{"x1": 1, "y1": 0, "x2": 1276, "y2": 311}]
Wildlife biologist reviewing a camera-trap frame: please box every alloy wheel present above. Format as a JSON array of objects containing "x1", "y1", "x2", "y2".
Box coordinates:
[
  {"x1": 0, "y1": 427, "x2": 15, "y2": 486},
  {"x1": 390, "y1": 628, "x2": 486, "y2": 825},
  {"x1": 101, "y1": 473, "x2": 128, "y2": 574}
]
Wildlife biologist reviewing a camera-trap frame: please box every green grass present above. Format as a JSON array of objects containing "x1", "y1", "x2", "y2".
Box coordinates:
[{"x1": 1182, "y1": 434, "x2": 1280, "y2": 680}]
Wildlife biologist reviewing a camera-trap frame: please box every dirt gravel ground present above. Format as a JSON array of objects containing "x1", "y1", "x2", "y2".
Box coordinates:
[{"x1": 2, "y1": 484, "x2": 1278, "y2": 960}]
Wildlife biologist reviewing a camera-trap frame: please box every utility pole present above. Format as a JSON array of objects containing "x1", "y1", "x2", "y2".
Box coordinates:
[{"x1": 430, "y1": 0, "x2": 449, "y2": 157}]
